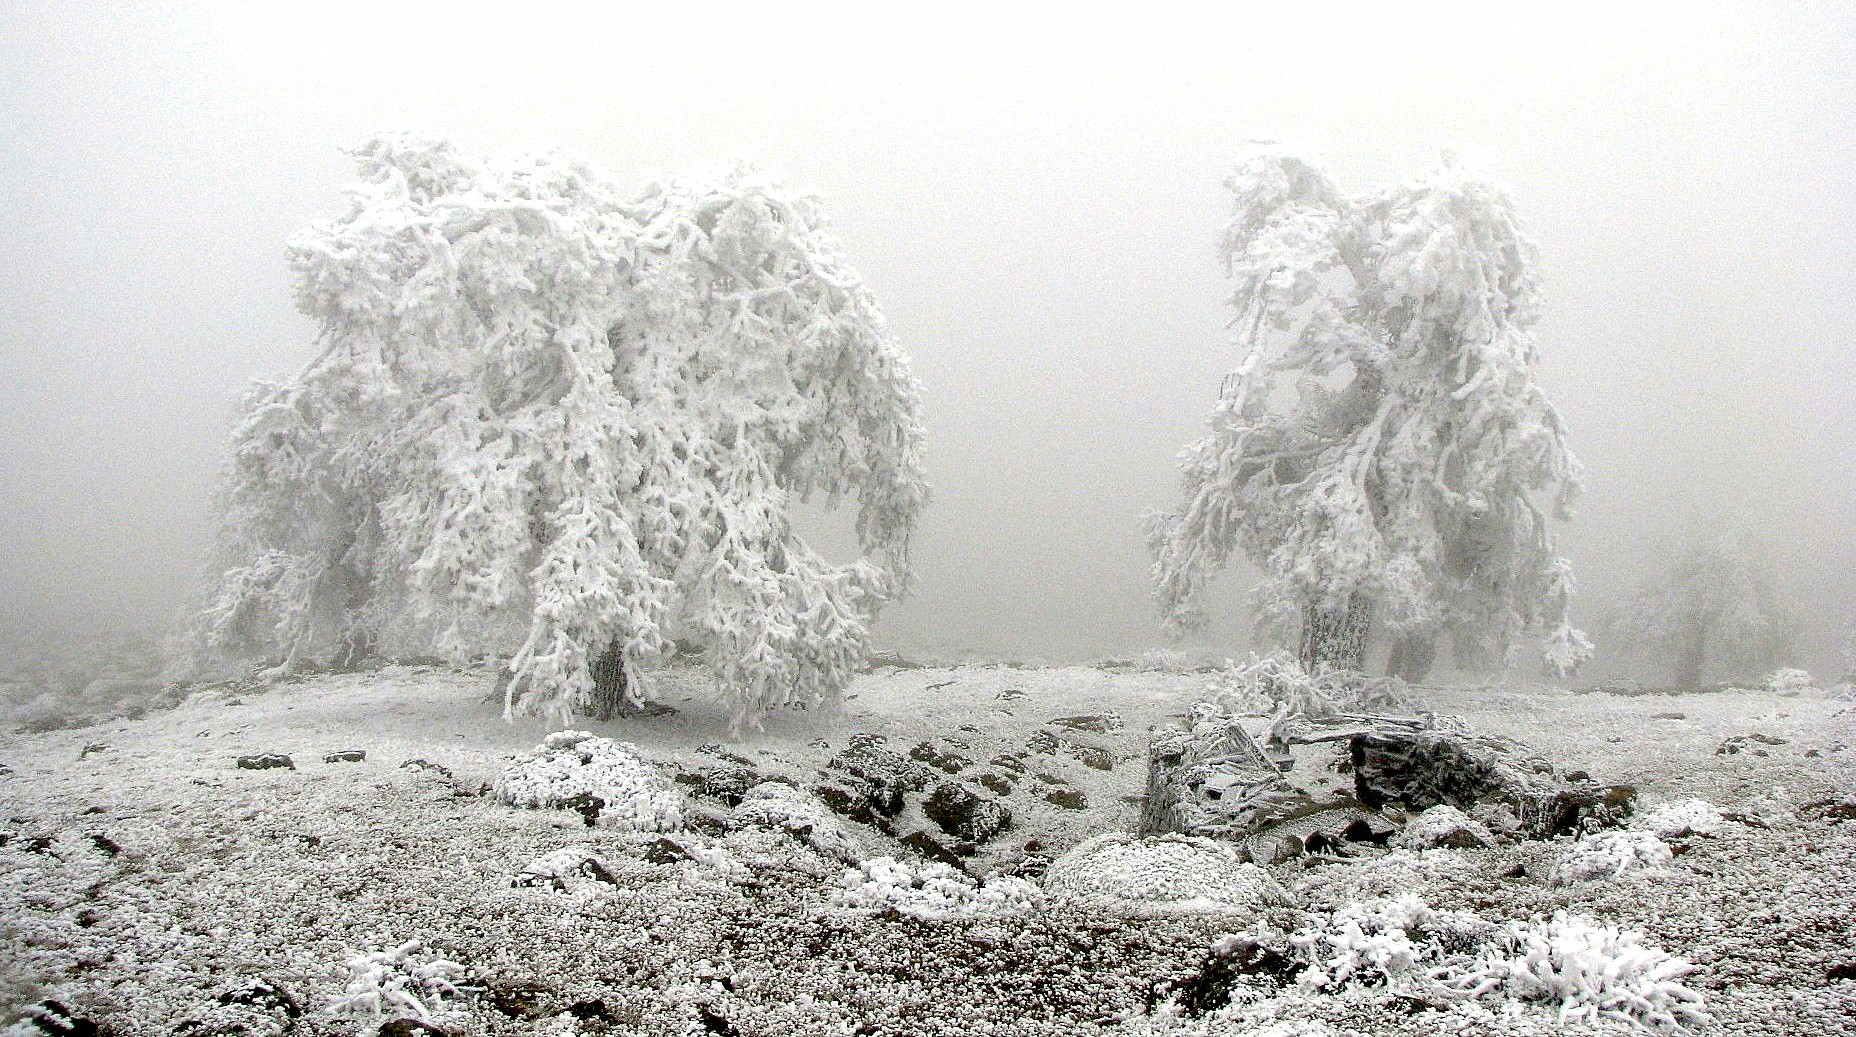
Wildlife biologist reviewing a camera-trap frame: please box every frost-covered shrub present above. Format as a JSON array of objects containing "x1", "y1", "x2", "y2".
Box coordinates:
[
  {"x1": 327, "y1": 940, "x2": 463, "y2": 1025},
  {"x1": 494, "y1": 730, "x2": 684, "y2": 831},
  {"x1": 1476, "y1": 913, "x2": 1710, "y2": 1033},
  {"x1": 1548, "y1": 830, "x2": 1673, "y2": 886},
  {"x1": 1041, "y1": 833, "x2": 1293, "y2": 917},
  {"x1": 1762, "y1": 667, "x2": 1815, "y2": 692},
  {"x1": 1390, "y1": 804, "x2": 1495, "y2": 849},
  {"x1": 832, "y1": 857, "x2": 1040, "y2": 919},
  {"x1": 730, "y1": 781, "x2": 862, "y2": 863},
  {"x1": 1290, "y1": 895, "x2": 1495, "y2": 992},
  {"x1": 1634, "y1": 798, "x2": 1724, "y2": 839},
  {"x1": 1285, "y1": 897, "x2": 1711, "y2": 1034}
]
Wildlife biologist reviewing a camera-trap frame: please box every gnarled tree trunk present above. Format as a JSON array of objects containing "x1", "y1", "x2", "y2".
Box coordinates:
[
  {"x1": 587, "y1": 641, "x2": 631, "y2": 722},
  {"x1": 1299, "y1": 594, "x2": 1373, "y2": 674}
]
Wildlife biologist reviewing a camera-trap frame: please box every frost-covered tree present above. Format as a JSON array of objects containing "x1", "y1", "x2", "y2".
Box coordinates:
[
  {"x1": 1606, "y1": 535, "x2": 1797, "y2": 689},
  {"x1": 1147, "y1": 146, "x2": 1590, "y2": 681},
  {"x1": 189, "y1": 136, "x2": 928, "y2": 730}
]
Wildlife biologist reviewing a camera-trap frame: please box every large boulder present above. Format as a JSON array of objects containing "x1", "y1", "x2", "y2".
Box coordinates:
[
  {"x1": 1138, "y1": 712, "x2": 1301, "y2": 839},
  {"x1": 1349, "y1": 727, "x2": 1632, "y2": 837}
]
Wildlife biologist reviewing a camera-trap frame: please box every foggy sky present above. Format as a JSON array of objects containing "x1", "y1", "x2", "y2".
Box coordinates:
[{"x1": 2, "y1": 2, "x2": 1852, "y2": 675}]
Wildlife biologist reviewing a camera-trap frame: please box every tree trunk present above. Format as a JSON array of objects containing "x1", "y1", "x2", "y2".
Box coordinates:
[
  {"x1": 1385, "y1": 634, "x2": 1438, "y2": 683},
  {"x1": 587, "y1": 641, "x2": 630, "y2": 722},
  {"x1": 1299, "y1": 594, "x2": 1373, "y2": 674},
  {"x1": 1672, "y1": 638, "x2": 1707, "y2": 691},
  {"x1": 1670, "y1": 613, "x2": 1713, "y2": 690}
]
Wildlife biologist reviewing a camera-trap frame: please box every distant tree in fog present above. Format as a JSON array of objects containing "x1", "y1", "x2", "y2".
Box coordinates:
[
  {"x1": 1147, "y1": 146, "x2": 1590, "y2": 681},
  {"x1": 1606, "y1": 536, "x2": 1798, "y2": 689},
  {"x1": 188, "y1": 136, "x2": 928, "y2": 730}
]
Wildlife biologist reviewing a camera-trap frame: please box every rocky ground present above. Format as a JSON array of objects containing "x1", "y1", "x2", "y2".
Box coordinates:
[{"x1": 1, "y1": 662, "x2": 1853, "y2": 1036}]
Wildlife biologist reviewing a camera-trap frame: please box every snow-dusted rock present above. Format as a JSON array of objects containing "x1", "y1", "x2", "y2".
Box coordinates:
[
  {"x1": 1635, "y1": 797, "x2": 1725, "y2": 839},
  {"x1": 832, "y1": 856, "x2": 1040, "y2": 919},
  {"x1": 1390, "y1": 804, "x2": 1495, "y2": 849},
  {"x1": 730, "y1": 781, "x2": 863, "y2": 863},
  {"x1": 1549, "y1": 829, "x2": 1674, "y2": 886},
  {"x1": 1040, "y1": 833, "x2": 1294, "y2": 917},
  {"x1": 512, "y1": 847, "x2": 618, "y2": 891},
  {"x1": 494, "y1": 731, "x2": 684, "y2": 832}
]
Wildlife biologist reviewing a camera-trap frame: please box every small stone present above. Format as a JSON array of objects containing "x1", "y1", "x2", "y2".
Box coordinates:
[
  {"x1": 236, "y1": 753, "x2": 294, "y2": 771},
  {"x1": 642, "y1": 836, "x2": 694, "y2": 864},
  {"x1": 1044, "y1": 788, "x2": 1088, "y2": 810},
  {"x1": 323, "y1": 749, "x2": 366, "y2": 763},
  {"x1": 484, "y1": 978, "x2": 553, "y2": 1019},
  {"x1": 900, "y1": 829, "x2": 968, "y2": 869},
  {"x1": 1051, "y1": 712, "x2": 1122, "y2": 734},
  {"x1": 399, "y1": 758, "x2": 453, "y2": 777},
  {"x1": 974, "y1": 772, "x2": 1015, "y2": 796},
  {"x1": 10, "y1": 1000, "x2": 102, "y2": 1036}
]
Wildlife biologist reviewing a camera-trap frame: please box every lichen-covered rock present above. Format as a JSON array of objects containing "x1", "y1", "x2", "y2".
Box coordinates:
[
  {"x1": 236, "y1": 753, "x2": 294, "y2": 771},
  {"x1": 923, "y1": 780, "x2": 1011, "y2": 842},
  {"x1": 1390, "y1": 804, "x2": 1496, "y2": 850},
  {"x1": 730, "y1": 781, "x2": 863, "y2": 863},
  {"x1": 1040, "y1": 832, "x2": 1295, "y2": 917},
  {"x1": 1349, "y1": 728, "x2": 1628, "y2": 837},
  {"x1": 494, "y1": 731, "x2": 684, "y2": 832}
]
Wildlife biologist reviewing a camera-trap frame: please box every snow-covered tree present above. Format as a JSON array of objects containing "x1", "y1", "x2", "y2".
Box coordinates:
[
  {"x1": 1605, "y1": 535, "x2": 1797, "y2": 689},
  {"x1": 1147, "y1": 146, "x2": 1590, "y2": 681},
  {"x1": 188, "y1": 136, "x2": 928, "y2": 730}
]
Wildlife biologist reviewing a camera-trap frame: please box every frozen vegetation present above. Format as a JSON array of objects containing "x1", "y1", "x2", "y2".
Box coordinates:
[{"x1": 2, "y1": 661, "x2": 1853, "y2": 1034}]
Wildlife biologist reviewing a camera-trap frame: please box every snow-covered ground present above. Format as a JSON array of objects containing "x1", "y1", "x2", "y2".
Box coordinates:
[{"x1": 2, "y1": 663, "x2": 1852, "y2": 1035}]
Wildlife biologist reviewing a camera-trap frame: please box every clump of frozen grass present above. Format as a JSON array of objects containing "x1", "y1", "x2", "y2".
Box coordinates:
[
  {"x1": 1207, "y1": 652, "x2": 1411, "y2": 719},
  {"x1": 327, "y1": 939, "x2": 463, "y2": 1027},
  {"x1": 494, "y1": 730, "x2": 684, "y2": 832},
  {"x1": 1284, "y1": 897, "x2": 1710, "y2": 1034},
  {"x1": 1549, "y1": 830, "x2": 1674, "y2": 886},
  {"x1": 1290, "y1": 895, "x2": 1494, "y2": 992},
  {"x1": 1041, "y1": 833, "x2": 1294, "y2": 917},
  {"x1": 1762, "y1": 667, "x2": 1815, "y2": 692},
  {"x1": 832, "y1": 857, "x2": 1040, "y2": 919},
  {"x1": 1634, "y1": 798, "x2": 1724, "y2": 839},
  {"x1": 1473, "y1": 913, "x2": 1711, "y2": 1033}
]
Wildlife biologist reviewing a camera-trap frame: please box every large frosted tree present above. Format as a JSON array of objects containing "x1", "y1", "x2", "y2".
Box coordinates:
[
  {"x1": 190, "y1": 136, "x2": 928, "y2": 730},
  {"x1": 1147, "y1": 146, "x2": 1590, "y2": 681},
  {"x1": 1606, "y1": 535, "x2": 1797, "y2": 689}
]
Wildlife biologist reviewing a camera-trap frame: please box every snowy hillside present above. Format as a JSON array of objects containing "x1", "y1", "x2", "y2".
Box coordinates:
[{"x1": 2, "y1": 664, "x2": 1853, "y2": 1035}]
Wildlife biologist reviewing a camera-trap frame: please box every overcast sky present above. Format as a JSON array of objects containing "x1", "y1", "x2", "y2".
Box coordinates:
[{"x1": 2, "y1": 2, "x2": 1851, "y2": 675}]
